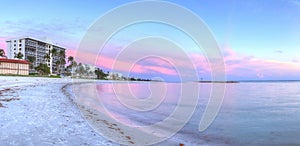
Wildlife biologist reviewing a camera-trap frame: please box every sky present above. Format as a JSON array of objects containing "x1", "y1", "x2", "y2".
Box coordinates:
[{"x1": 0, "y1": 0, "x2": 300, "y2": 81}]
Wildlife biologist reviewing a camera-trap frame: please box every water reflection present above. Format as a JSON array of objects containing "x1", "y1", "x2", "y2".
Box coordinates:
[{"x1": 77, "y1": 81, "x2": 300, "y2": 145}]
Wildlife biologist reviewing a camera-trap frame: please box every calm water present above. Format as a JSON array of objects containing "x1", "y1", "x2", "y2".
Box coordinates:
[{"x1": 90, "y1": 81, "x2": 300, "y2": 145}]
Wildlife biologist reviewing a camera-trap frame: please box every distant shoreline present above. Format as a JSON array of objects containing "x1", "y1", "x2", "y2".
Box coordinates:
[
  {"x1": 198, "y1": 81, "x2": 239, "y2": 83},
  {"x1": 1, "y1": 74, "x2": 299, "y2": 83},
  {"x1": 197, "y1": 80, "x2": 300, "y2": 83},
  {"x1": 237, "y1": 80, "x2": 300, "y2": 83}
]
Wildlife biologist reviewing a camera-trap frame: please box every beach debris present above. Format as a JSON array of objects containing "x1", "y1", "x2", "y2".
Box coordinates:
[
  {"x1": 0, "y1": 102, "x2": 4, "y2": 108},
  {"x1": 0, "y1": 97, "x2": 21, "y2": 108},
  {"x1": 0, "y1": 97, "x2": 20, "y2": 102},
  {"x1": 125, "y1": 136, "x2": 131, "y2": 140},
  {"x1": 0, "y1": 88, "x2": 12, "y2": 95}
]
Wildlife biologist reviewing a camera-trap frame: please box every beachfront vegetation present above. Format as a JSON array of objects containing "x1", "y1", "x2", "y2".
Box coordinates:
[
  {"x1": 14, "y1": 52, "x2": 24, "y2": 60},
  {"x1": 55, "y1": 50, "x2": 66, "y2": 75},
  {"x1": 27, "y1": 56, "x2": 35, "y2": 70},
  {"x1": 44, "y1": 53, "x2": 50, "y2": 63},
  {"x1": 35, "y1": 63, "x2": 50, "y2": 75},
  {"x1": 94, "y1": 68, "x2": 108, "y2": 79},
  {"x1": 65, "y1": 57, "x2": 96, "y2": 78},
  {"x1": 0, "y1": 53, "x2": 152, "y2": 81},
  {"x1": 0, "y1": 49, "x2": 6, "y2": 58}
]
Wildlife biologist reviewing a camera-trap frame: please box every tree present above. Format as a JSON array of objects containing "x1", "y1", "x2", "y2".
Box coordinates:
[
  {"x1": 66, "y1": 56, "x2": 76, "y2": 76},
  {"x1": 26, "y1": 56, "x2": 36, "y2": 70},
  {"x1": 76, "y1": 63, "x2": 85, "y2": 75},
  {"x1": 94, "y1": 68, "x2": 108, "y2": 79},
  {"x1": 67, "y1": 56, "x2": 74, "y2": 64},
  {"x1": 27, "y1": 56, "x2": 35, "y2": 63},
  {"x1": 35, "y1": 63, "x2": 50, "y2": 75},
  {"x1": 67, "y1": 56, "x2": 75, "y2": 69},
  {"x1": 44, "y1": 53, "x2": 51, "y2": 63},
  {"x1": 84, "y1": 64, "x2": 91, "y2": 75},
  {"x1": 0, "y1": 49, "x2": 6, "y2": 58},
  {"x1": 14, "y1": 52, "x2": 23, "y2": 60},
  {"x1": 51, "y1": 48, "x2": 57, "y2": 56},
  {"x1": 13, "y1": 52, "x2": 24, "y2": 75},
  {"x1": 56, "y1": 50, "x2": 66, "y2": 74}
]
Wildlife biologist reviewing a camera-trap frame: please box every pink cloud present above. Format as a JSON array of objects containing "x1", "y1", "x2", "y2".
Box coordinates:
[
  {"x1": 0, "y1": 37, "x2": 9, "y2": 52},
  {"x1": 222, "y1": 47, "x2": 300, "y2": 79},
  {"x1": 131, "y1": 64, "x2": 178, "y2": 75},
  {"x1": 71, "y1": 49, "x2": 178, "y2": 76},
  {"x1": 68, "y1": 46, "x2": 300, "y2": 80},
  {"x1": 66, "y1": 49, "x2": 77, "y2": 59}
]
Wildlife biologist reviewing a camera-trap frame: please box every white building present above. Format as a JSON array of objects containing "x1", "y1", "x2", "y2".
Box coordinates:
[
  {"x1": 107, "y1": 72, "x2": 123, "y2": 80},
  {"x1": 6, "y1": 37, "x2": 66, "y2": 74}
]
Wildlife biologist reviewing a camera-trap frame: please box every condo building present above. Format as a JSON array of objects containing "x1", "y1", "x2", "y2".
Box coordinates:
[{"x1": 6, "y1": 37, "x2": 66, "y2": 74}]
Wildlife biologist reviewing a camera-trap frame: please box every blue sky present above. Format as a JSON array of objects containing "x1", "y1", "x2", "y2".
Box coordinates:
[{"x1": 1, "y1": 0, "x2": 300, "y2": 81}]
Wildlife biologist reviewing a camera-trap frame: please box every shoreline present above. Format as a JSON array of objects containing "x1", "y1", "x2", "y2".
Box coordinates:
[
  {"x1": 0, "y1": 76, "x2": 194, "y2": 145},
  {"x1": 0, "y1": 76, "x2": 174, "y2": 145},
  {"x1": 0, "y1": 76, "x2": 116, "y2": 145},
  {"x1": 64, "y1": 82, "x2": 178, "y2": 145},
  {"x1": 67, "y1": 82, "x2": 199, "y2": 145}
]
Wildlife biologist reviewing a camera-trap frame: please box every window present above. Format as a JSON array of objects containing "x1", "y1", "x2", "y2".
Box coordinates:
[
  {"x1": 14, "y1": 44, "x2": 16, "y2": 46},
  {"x1": 19, "y1": 44, "x2": 22, "y2": 47}
]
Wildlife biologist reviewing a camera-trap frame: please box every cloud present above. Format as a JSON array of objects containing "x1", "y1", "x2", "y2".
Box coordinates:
[
  {"x1": 275, "y1": 50, "x2": 283, "y2": 54},
  {"x1": 72, "y1": 50, "x2": 178, "y2": 76},
  {"x1": 292, "y1": 59, "x2": 300, "y2": 62},
  {"x1": 222, "y1": 47, "x2": 300, "y2": 79},
  {"x1": 0, "y1": 37, "x2": 9, "y2": 51},
  {"x1": 0, "y1": 17, "x2": 88, "y2": 50},
  {"x1": 61, "y1": 43, "x2": 300, "y2": 81}
]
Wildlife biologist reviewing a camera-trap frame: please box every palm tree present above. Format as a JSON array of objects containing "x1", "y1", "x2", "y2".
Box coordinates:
[
  {"x1": 59, "y1": 50, "x2": 65, "y2": 58},
  {"x1": 14, "y1": 52, "x2": 24, "y2": 75},
  {"x1": 59, "y1": 50, "x2": 66, "y2": 73},
  {"x1": 35, "y1": 63, "x2": 50, "y2": 75},
  {"x1": 0, "y1": 49, "x2": 6, "y2": 58},
  {"x1": 55, "y1": 50, "x2": 66, "y2": 75},
  {"x1": 27, "y1": 56, "x2": 36, "y2": 71},
  {"x1": 15, "y1": 52, "x2": 23, "y2": 60},
  {"x1": 51, "y1": 48, "x2": 57, "y2": 57},
  {"x1": 67, "y1": 56, "x2": 76, "y2": 75},
  {"x1": 44, "y1": 53, "x2": 51, "y2": 62},
  {"x1": 67, "y1": 56, "x2": 74, "y2": 64}
]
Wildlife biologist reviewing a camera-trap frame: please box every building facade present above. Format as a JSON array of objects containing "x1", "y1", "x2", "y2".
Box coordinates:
[
  {"x1": 107, "y1": 72, "x2": 123, "y2": 80},
  {"x1": 0, "y1": 58, "x2": 30, "y2": 75},
  {"x1": 6, "y1": 37, "x2": 66, "y2": 74}
]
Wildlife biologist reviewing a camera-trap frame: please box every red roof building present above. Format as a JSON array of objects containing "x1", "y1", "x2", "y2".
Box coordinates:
[{"x1": 0, "y1": 58, "x2": 30, "y2": 75}]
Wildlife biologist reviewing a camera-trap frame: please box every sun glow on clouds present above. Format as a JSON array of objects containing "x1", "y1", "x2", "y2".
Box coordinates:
[
  {"x1": 70, "y1": 44, "x2": 300, "y2": 81},
  {"x1": 3, "y1": 36, "x2": 299, "y2": 81},
  {"x1": 0, "y1": 37, "x2": 11, "y2": 52},
  {"x1": 222, "y1": 47, "x2": 300, "y2": 80},
  {"x1": 1, "y1": 0, "x2": 300, "y2": 81}
]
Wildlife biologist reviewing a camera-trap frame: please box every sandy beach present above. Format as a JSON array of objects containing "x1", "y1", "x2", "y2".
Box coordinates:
[
  {"x1": 0, "y1": 76, "x2": 181, "y2": 145},
  {"x1": 0, "y1": 76, "x2": 119, "y2": 146},
  {"x1": 3, "y1": 76, "x2": 298, "y2": 145}
]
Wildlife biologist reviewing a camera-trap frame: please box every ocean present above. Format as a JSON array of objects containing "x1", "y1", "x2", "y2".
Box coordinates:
[{"x1": 75, "y1": 81, "x2": 300, "y2": 145}]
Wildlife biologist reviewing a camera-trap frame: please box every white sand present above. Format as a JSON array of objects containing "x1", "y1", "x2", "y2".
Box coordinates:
[
  {"x1": 0, "y1": 76, "x2": 184, "y2": 145},
  {"x1": 0, "y1": 76, "x2": 118, "y2": 145}
]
